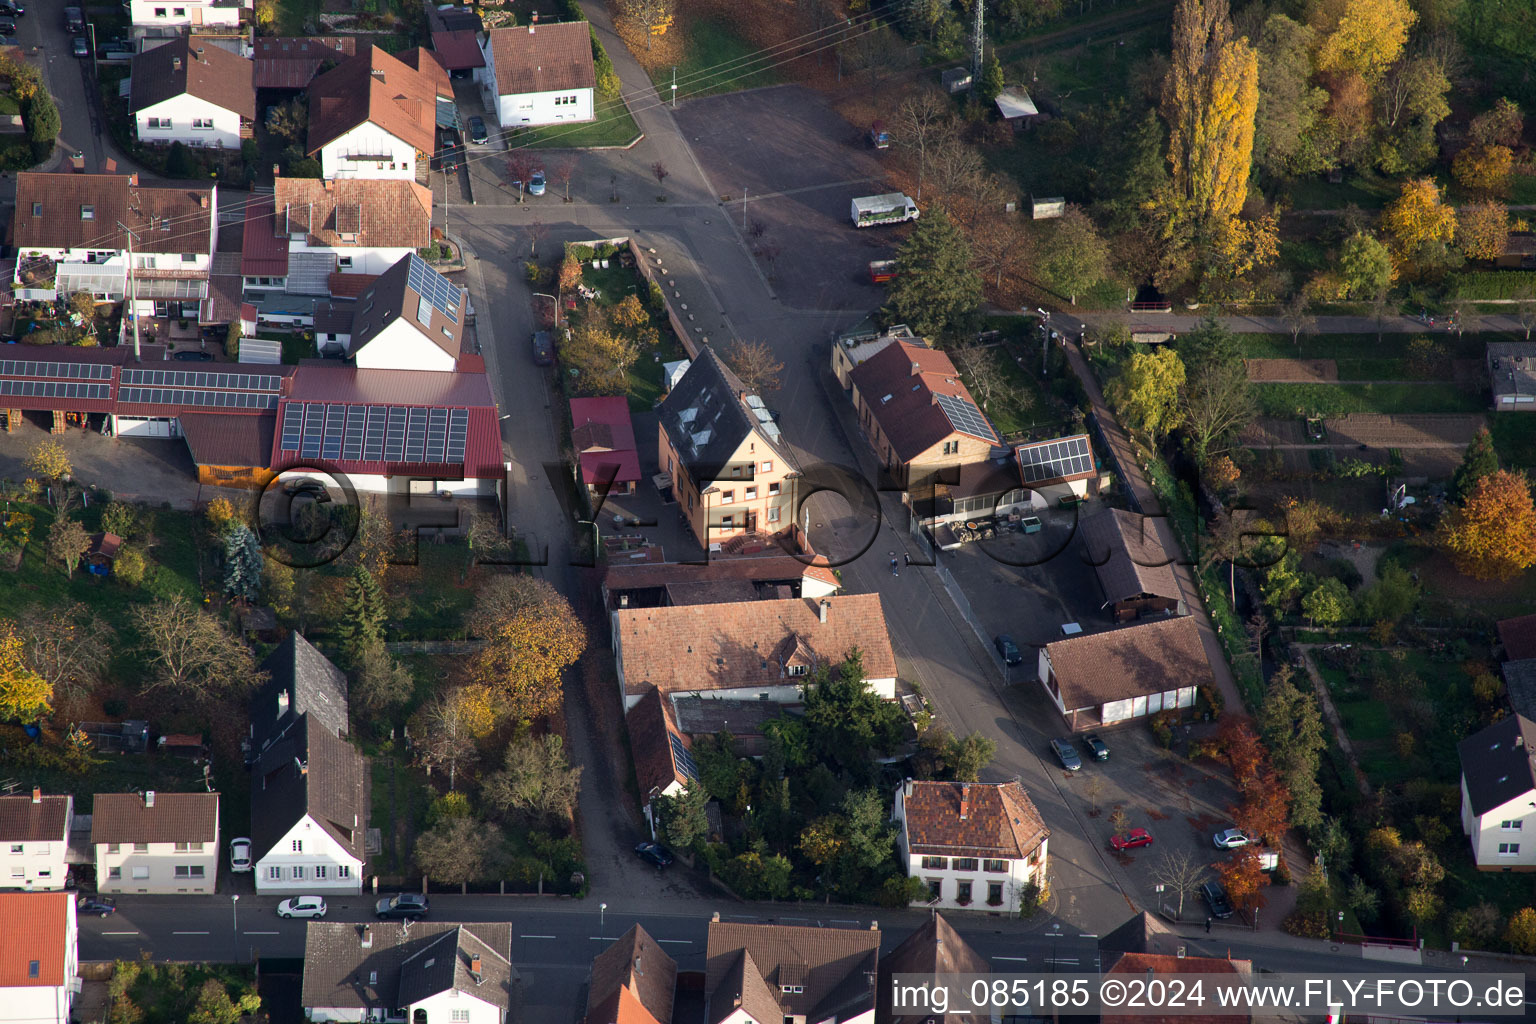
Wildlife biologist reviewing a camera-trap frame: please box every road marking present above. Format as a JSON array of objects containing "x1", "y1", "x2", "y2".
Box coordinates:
[
  {"x1": 657, "y1": 939, "x2": 691, "y2": 945},
  {"x1": 589, "y1": 936, "x2": 619, "y2": 941},
  {"x1": 1079, "y1": 934, "x2": 1098, "y2": 939},
  {"x1": 993, "y1": 956, "x2": 1028, "y2": 962},
  {"x1": 102, "y1": 931, "x2": 138, "y2": 936},
  {"x1": 521, "y1": 935, "x2": 557, "y2": 940},
  {"x1": 1044, "y1": 958, "x2": 1078, "y2": 965},
  {"x1": 173, "y1": 931, "x2": 210, "y2": 935},
  {"x1": 244, "y1": 931, "x2": 279, "y2": 935}
]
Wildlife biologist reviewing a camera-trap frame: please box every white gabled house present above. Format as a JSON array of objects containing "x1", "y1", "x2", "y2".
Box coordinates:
[
  {"x1": 1459, "y1": 713, "x2": 1536, "y2": 871},
  {"x1": 477, "y1": 21, "x2": 596, "y2": 129},
  {"x1": 348, "y1": 252, "x2": 466, "y2": 371},
  {"x1": 705, "y1": 918, "x2": 879, "y2": 1024},
  {"x1": 307, "y1": 46, "x2": 439, "y2": 182},
  {"x1": 302, "y1": 922, "x2": 515, "y2": 1023},
  {"x1": 91, "y1": 791, "x2": 220, "y2": 895},
  {"x1": 893, "y1": 779, "x2": 1049, "y2": 914},
  {"x1": 0, "y1": 891, "x2": 78, "y2": 1024},
  {"x1": 129, "y1": 35, "x2": 255, "y2": 150},
  {"x1": 0, "y1": 791, "x2": 72, "y2": 891}
]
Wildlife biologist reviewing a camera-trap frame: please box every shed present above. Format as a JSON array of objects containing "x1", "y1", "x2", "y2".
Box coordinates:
[
  {"x1": 238, "y1": 337, "x2": 283, "y2": 364},
  {"x1": 1031, "y1": 196, "x2": 1066, "y2": 220},
  {"x1": 85, "y1": 532, "x2": 122, "y2": 575},
  {"x1": 995, "y1": 85, "x2": 1039, "y2": 121},
  {"x1": 941, "y1": 67, "x2": 972, "y2": 94},
  {"x1": 662, "y1": 358, "x2": 690, "y2": 393}
]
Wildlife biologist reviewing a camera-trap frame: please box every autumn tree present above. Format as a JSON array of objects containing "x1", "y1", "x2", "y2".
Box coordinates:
[
  {"x1": 353, "y1": 640, "x2": 416, "y2": 718},
  {"x1": 1506, "y1": 908, "x2": 1536, "y2": 955},
  {"x1": 724, "y1": 340, "x2": 785, "y2": 393},
  {"x1": 1033, "y1": 206, "x2": 1109, "y2": 305},
  {"x1": 483, "y1": 732, "x2": 583, "y2": 827},
  {"x1": 883, "y1": 210, "x2": 982, "y2": 338},
  {"x1": 1219, "y1": 717, "x2": 1265, "y2": 789},
  {"x1": 1451, "y1": 428, "x2": 1500, "y2": 504},
  {"x1": 1442, "y1": 469, "x2": 1536, "y2": 581},
  {"x1": 1110, "y1": 346, "x2": 1186, "y2": 442},
  {"x1": 1453, "y1": 144, "x2": 1514, "y2": 197},
  {"x1": 1470, "y1": 98, "x2": 1523, "y2": 148},
  {"x1": 1314, "y1": 0, "x2": 1416, "y2": 80},
  {"x1": 1302, "y1": 577, "x2": 1353, "y2": 626},
  {"x1": 1232, "y1": 769, "x2": 1291, "y2": 845},
  {"x1": 205, "y1": 496, "x2": 235, "y2": 532},
  {"x1": 471, "y1": 588, "x2": 586, "y2": 723},
  {"x1": 1160, "y1": 0, "x2": 1258, "y2": 235},
  {"x1": 131, "y1": 596, "x2": 262, "y2": 700},
  {"x1": 1457, "y1": 200, "x2": 1509, "y2": 261},
  {"x1": 26, "y1": 439, "x2": 70, "y2": 481},
  {"x1": 1180, "y1": 358, "x2": 1255, "y2": 465},
  {"x1": 1253, "y1": 14, "x2": 1329, "y2": 179},
  {"x1": 409, "y1": 687, "x2": 495, "y2": 790},
  {"x1": 46, "y1": 515, "x2": 89, "y2": 578},
  {"x1": 970, "y1": 216, "x2": 1027, "y2": 294},
  {"x1": 1381, "y1": 177, "x2": 1457, "y2": 269},
  {"x1": 1214, "y1": 847, "x2": 1271, "y2": 911},
  {"x1": 18, "y1": 603, "x2": 112, "y2": 715},
  {"x1": 563, "y1": 307, "x2": 639, "y2": 396},
  {"x1": 1338, "y1": 231, "x2": 1394, "y2": 298},
  {"x1": 414, "y1": 816, "x2": 509, "y2": 884},
  {"x1": 1371, "y1": 56, "x2": 1450, "y2": 175},
  {"x1": 0, "y1": 619, "x2": 52, "y2": 722}
]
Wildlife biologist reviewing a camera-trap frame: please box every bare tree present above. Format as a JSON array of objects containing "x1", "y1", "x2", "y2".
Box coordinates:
[
  {"x1": 483, "y1": 732, "x2": 583, "y2": 827},
  {"x1": 928, "y1": 131, "x2": 984, "y2": 206},
  {"x1": 528, "y1": 219, "x2": 548, "y2": 258},
  {"x1": 949, "y1": 341, "x2": 1009, "y2": 413},
  {"x1": 1368, "y1": 289, "x2": 1392, "y2": 344},
  {"x1": 549, "y1": 156, "x2": 578, "y2": 202},
  {"x1": 891, "y1": 89, "x2": 951, "y2": 201},
  {"x1": 619, "y1": 0, "x2": 673, "y2": 49},
  {"x1": 1279, "y1": 289, "x2": 1315, "y2": 351},
  {"x1": 1108, "y1": 806, "x2": 1132, "y2": 835},
  {"x1": 506, "y1": 153, "x2": 537, "y2": 202},
  {"x1": 409, "y1": 688, "x2": 478, "y2": 790},
  {"x1": 1082, "y1": 774, "x2": 1105, "y2": 815},
  {"x1": 758, "y1": 241, "x2": 782, "y2": 279},
  {"x1": 1152, "y1": 849, "x2": 1206, "y2": 920},
  {"x1": 18, "y1": 603, "x2": 113, "y2": 716},
  {"x1": 1450, "y1": 302, "x2": 1482, "y2": 340},
  {"x1": 1517, "y1": 298, "x2": 1536, "y2": 340},
  {"x1": 747, "y1": 218, "x2": 767, "y2": 241},
  {"x1": 724, "y1": 340, "x2": 785, "y2": 393},
  {"x1": 131, "y1": 596, "x2": 263, "y2": 700},
  {"x1": 970, "y1": 217, "x2": 1024, "y2": 289}
]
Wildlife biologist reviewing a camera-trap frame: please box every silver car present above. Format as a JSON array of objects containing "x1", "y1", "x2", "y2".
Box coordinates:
[{"x1": 1213, "y1": 828, "x2": 1251, "y2": 849}]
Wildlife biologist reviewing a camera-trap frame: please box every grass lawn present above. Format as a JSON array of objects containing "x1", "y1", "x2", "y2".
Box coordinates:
[
  {"x1": 0, "y1": 728, "x2": 206, "y2": 812},
  {"x1": 626, "y1": 333, "x2": 685, "y2": 412},
  {"x1": 366, "y1": 738, "x2": 435, "y2": 880},
  {"x1": 386, "y1": 546, "x2": 480, "y2": 639},
  {"x1": 1237, "y1": 333, "x2": 1492, "y2": 361},
  {"x1": 1489, "y1": 413, "x2": 1536, "y2": 467},
  {"x1": 1253, "y1": 381, "x2": 1484, "y2": 417},
  {"x1": 657, "y1": 17, "x2": 780, "y2": 99},
  {"x1": 272, "y1": 0, "x2": 322, "y2": 36},
  {"x1": 516, "y1": 93, "x2": 641, "y2": 149},
  {"x1": 580, "y1": 261, "x2": 640, "y2": 306},
  {"x1": 1509, "y1": 174, "x2": 1536, "y2": 206}
]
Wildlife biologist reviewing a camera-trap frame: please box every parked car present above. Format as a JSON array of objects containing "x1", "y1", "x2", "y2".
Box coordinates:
[
  {"x1": 64, "y1": 5, "x2": 83, "y2": 31},
  {"x1": 633, "y1": 841, "x2": 674, "y2": 868},
  {"x1": 468, "y1": 116, "x2": 488, "y2": 144},
  {"x1": 1049, "y1": 738, "x2": 1081, "y2": 772},
  {"x1": 0, "y1": 19, "x2": 19, "y2": 35},
  {"x1": 529, "y1": 171, "x2": 546, "y2": 196},
  {"x1": 229, "y1": 837, "x2": 252, "y2": 873},
  {"x1": 1212, "y1": 828, "x2": 1251, "y2": 850},
  {"x1": 1109, "y1": 828, "x2": 1154, "y2": 851},
  {"x1": 77, "y1": 895, "x2": 115, "y2": 917},
  {"x1": 282, "y1": 478, "x2": 329, "y2": 500},
  {"x1": 71, "y1": 36, "x2": 89, "y2": 56},
  {"x1": 0, "y1": 3, "x2": 27, "y2": 17},
  {"x1": 531, "y1": 330, "x2": 554, "y2": 366},
  {"x1": 1082, "y1": 733, "x2": 1109, "y2": 761},
  {"x1": 375, "y1": 893, "x2": 429, "y2": 920},
  {"x1": 173, "y1": 349, "x2": 213, "y2": 361},
  {"x1": 994, "y1": 634, "x2": 1022, "y2": 666},
  {"x1": 1200, "y1": 880, "x2": 1234, "y2": 919},
  {"x1": 277, "y1": 896, "x2": 327, "y2": 919}
]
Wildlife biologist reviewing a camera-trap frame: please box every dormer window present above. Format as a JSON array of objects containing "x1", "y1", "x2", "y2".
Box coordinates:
[
  {"x1": 781, "y1": 985, "x2": 803, "y2": 994},
  {"x1": 31, "y1": 202, "x2": 40, "y2": 217},
  {"x1": 80, "y1": 205, "x2": 94, "y2": 220},
  {"x1": 787, "y1": 664, "x2": 808, "y2": 677}
]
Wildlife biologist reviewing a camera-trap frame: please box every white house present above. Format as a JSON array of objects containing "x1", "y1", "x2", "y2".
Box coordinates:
[
  {"x1": 705, "y1": 918, "x2": 879, "y2": 1024},
  {"x1": 1459, "y1": 713, "x2": 1536, "y2": 870},
  {"x1": 128, "y1": 0, "x2": 247, "y2": 39},
  {"x1": 0, "y1": 892, "x2": 78, "y2": 1024},
  {"x1": 348, "y1": 252, "x2": 465, "y2": 371},
  {"x1": 302, "y1": 922, "x2": 515, "y2": 1023},
  {"x1": 273, "y1": 177, "x2": 433, "y2": 278},
  {"x1": 251, "y1": 715, "x2": 367, "y2": 893},
  {"x1": 1037, "y1": 615, "x2": 1210, "y2": 731},
  {"x1": 612, "y1": 594, "x2": 898, "y2": 711},
  {"x1": 0, "y1": 791, "x2": 72, "y2": 891},
  {"x1": 11, "y1": 172, "x2": 216, "y2": 320},
  {"x1": 477, "y1": 21, "x2": 595, "y2": 129},
  {"x1": 91, "y1": 791, "x2": 220, "y2": 895},
  {"x1": 308, "y1": 46, "x2": 439, "y2": 181},
  {"x1": 129, "y1": 36, "x2": 255, "y2": 150},
  {"x1": 893, "y1": 779, "x2": 1050, "y2": 913}
]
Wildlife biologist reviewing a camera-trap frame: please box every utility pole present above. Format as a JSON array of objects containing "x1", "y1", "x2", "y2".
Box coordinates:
[
  {"x1": 671, "y1": 66, "x2": 677, "y2": 108},
  {"x1": 119, "y1": 220, "x2": 142, "y2": 362},
  {"x1": 742, "y1": 189, "x2": 748, "y2": 231},
  {"x1": 971, "y1": 0, "x2": 985, "y2": 80}
]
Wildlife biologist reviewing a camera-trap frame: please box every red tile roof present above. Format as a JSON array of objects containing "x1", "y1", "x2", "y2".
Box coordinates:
[
  {"x1": 1101, "y1": 953, "x2": 1250, "y2": 1024},
  {"x1": 253, "y1": 35, "x2": 357, "y2": 90},
  {"x1": 614, "y1": 594, "x2": 896, "y2": 697},
  {"x1": 130, "y1": 35, "x2": 256, "y2": 119},
  {"x1": 0, "y1": 892, "x2": 69, "y2": 987},
  {"x1": 571, "y1": 395, "x2": 641, "y2": 486},
  {"x1": 604, "y1": 553, "x2": 834, "y2": 596},
  {"x1": 398, "y1": 46, "x2": 453, "y2": 97},
  {"x1": 13, "y1": 173, "x2": 215, "y2": 254},
  {"x1": 431, "y1": 29, "x2": 486, "y2": 70},
  {"x1": 307, "y1": 46, "x2": 438, "y2": 157},
  {"x1": 627, "y1": 687, "x2": 692, "y2": 798},
  {"x1": 586, "y1": 925, "x2": 677, "y2": 1024},
  {"x1": 1043, "y1": 616, "x2": 1214, "y2": 711},
  {"x1": 241, "y1": 195, "x2": 289, "y2": 277},
  {"x1": 328, "y1": 271, "x2": 379, "y2": 298},
  {"x1": 849, "y1": 341, "x2": 997, "y2": 463},
  {"x1": 900, "y1": 780, "x2": 1048, "y2": 860},
  {"x1": 484, "y1": 22, "x2": 596, "y2": 97},
  {"x1": 274, "y1": 177, "x2": 433, "y2": 250}
]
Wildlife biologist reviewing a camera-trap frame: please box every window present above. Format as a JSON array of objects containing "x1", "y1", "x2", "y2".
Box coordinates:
[
  {"x1": 33, "y1": 843, "x2": 48, "y2": 856},
  {"x1": 761, "y1": 460, "x2": 773, "y2": 473},
  {"x1": 81, "y1": 205, "x2": 95, "y2": 220},
  {"x1": 745, "y1": 487, "x2": 757, "y2": 499},
  {"x1": 9, "y1": 867, "x2": 20, "y2": 879},
  {"x1": 730, "y1": 465, "x2": 742, "y2": 477},
  {"x1": 786, "y1": 663, "x2": 808, "y2": 677},
  {"x1": 987, "y1": 882, "x2": 1004, "y2": 906},
  {"x1": 721, "y1": 490, "x2": 734, "y2": 504},
  {"x1": 292, "y1": 840, "x2": 303, "y2": 853},
  {"x1": 293, "y1": 866, "x2": 306, "y2": 880},
  {"x1": 191, "y1": 117, "x2": 212, "y2": 129},
  {"x1": 109, "y1": 867, "x2": 122, "y2": 879},
  {"x1": 767, "y1": 482, "x2": 780, "y2": 495},
  {"x1": 1502, "y1": 820, "x2": 1525, "y2": 831},
  {"x1": 954, "y1": 857, "x2": 978, "y2": 872},
  {"x1": 36, "y1": 868, "x2": 50, "y2": 877},
  {"x1": 766, "y1": 507, "x2": 780, "y2": 523},
  {"x1": 7, "y1": 843, "x2": 20, "y2": 854},
  {"x1": 720, "y1": 515, "x2": 734, "y2": 529},
  {"x1": 983, "y1": 858, "x2": 1007, "y2": 873},
  {"x1": 451, "y1": 1013, "x2": 471, "y2": 1023},
  {"x1": 1500, "y1": 843, "x2": 1521, "y2": 856},
  {"x1": 956, "y1": 880, "x2": 973, "y2": 905},
  {"x1": 338, "y1": 257, "x2": 353, "y2": 269},
  {"x1": 175, "y1": 865, "x2": 205, "y2": 879},
  {"x1": 30, "y1": 202, "x2": 40, "y2": 217},
  {"x1": 133, "y1": 843, "x2": 149, "y2": 853},
  {"x1": 313, "y1": 865, "x2": 327, "y2": 880},
  {"x1": 173, "y1": 6, "x2": 185, "y2": 13},
  {"x1": 153, "y1": 5, "x2": 165, "y2": 12},
  {"x1": 146, "y1": 117, "x2": 170, "y2": 129},
  {"x1": 780, "y1": 985, "x2": 804, "y2": 995},
  {"x1": 131, "y1": 866, "x2": 150, "y2": 880},
  {"x1": 926, "y1": 878, "x2": 942, "y2": 900},
  {"x1": 174, "y1": 842, "x2": 202, "y2": 852},
  {"x1": 268, "y1": 866, "x2": 282, "y2": 880},
  {"x1": 921, "y1": 856, "x2": 948, "y2": 870},
  {"x1": 27, "y1": 961, "x2": 38, "y2": 980},
  {"x1": 338, "y1": 865, "x2": 351, "y2": 878}
]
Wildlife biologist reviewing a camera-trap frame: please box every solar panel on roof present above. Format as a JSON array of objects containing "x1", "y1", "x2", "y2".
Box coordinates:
[
  {"x1": 405, "y1": 408, "x2": 427, "y2": 462},
  {"x1": 0, "y1": 359, "x2": 113, "y2": 381},
  {"x1": 321, "y1": 404, "x2": 345, "y2": 460},
  {"x1": 670, "y1": 733, "x2": 699, "y2": 782},
  {"x1": 342, "y1": 406, "x2": 365, "y2": 461},
  {"x1": 406, "y1": 253, "x2": 460, "y2": 325},
  {"x1": 363, "y1": 406, "x2": 386, "y2": 462},
  {"x1": 1016, "y1": 434, "x2": 1093, "y2": 483},
  {"x1": 934, "y1": 392, "x2": 997, "y2": 441},
  {"x1": 384, "y1": 407, "x2": 406, "y2": 462},
  {"x1": 445, "y1": 408, "x2": 467, "y2": 463},
  {"x1": 280, "y1": 405, "x2": 304, "y2": 451}
]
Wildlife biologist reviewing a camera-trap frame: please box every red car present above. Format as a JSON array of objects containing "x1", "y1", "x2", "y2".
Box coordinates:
[{"x1": 1110, "y1": 828, "x2": 1154, "y2": 851}]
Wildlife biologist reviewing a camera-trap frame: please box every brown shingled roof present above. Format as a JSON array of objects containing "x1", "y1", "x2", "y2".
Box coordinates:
[
  {"x1": 706, "y1": 922, "x2": 880, "y2": 1024},
  {"x1": 0, "y1": 794, "x2": 70, "y2": 843},
  {"x1": 1079, "y1": 507, "x2": 1180, "y2": 605},
  {"x1": 876, "y1": 915, "x2": 989, "y2": 1024},
  {"x1": 900, "y1": 780, "x2": 1048, "y2": 860},
  {"x1": 614, "y1": 595, "x2": 897, "y2": 697},
  {"x1": 627, "y1": 687, "x2": 693, "y2": 797},
  {"x1": 849, "y1": 341, "x2": 997, "y2": 463},
  {"x1": 586, "y1": 925, "x2": 677, "y2": 1024},
  {"x1": 252, "y1": 36, "x2": 357, "y2": 91},
  {"x1": 604, "y1": 553, "x2": 834, "y2": 595},
  {"x1": 307, "y1": 46, "x2": 437, "y2": 157},
  {"x1": 1043, "y1": 616, "x2": 1214, "y2": 711},
  {"x1": 130, "y1": 35, "x2": 255, "y2": 119},
  {"x1": 13, "y1": 173, "x2": 214, "y2": 254},
  {"x1": 484, "y1": 22, "x2": 596, "y2": 97},
  {"x1": 90, "y1": 792, "x2": 219, "y2": 845},
  {"x1": 274, "y1": 178, "x2": 432, "y2": 250}
]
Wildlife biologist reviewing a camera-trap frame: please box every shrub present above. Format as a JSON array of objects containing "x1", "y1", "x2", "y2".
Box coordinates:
[
  {"x1": 1445, "y1": 270, "x2": 1536, "y2": 300},
  {"x1": 525, "y1": 262, "x2": 542, "y2": 284},
  {"x1": 1282, "y1": 910, "x2": 1332, "y2": 938},
  {"x1": 114, "y1": 546, "x2": 147, "y2": 587},
  {"x1": 1149, "y1": 712, "x2": 1174, "y2": 748},
  {"x1": 591, "y1": 29, "x2": 621, "y2": 98}
]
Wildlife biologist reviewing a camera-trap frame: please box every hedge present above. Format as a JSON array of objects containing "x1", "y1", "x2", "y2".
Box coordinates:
[{"x1": 1446, "y1": 270, "x2": 1536, "y2": 300}]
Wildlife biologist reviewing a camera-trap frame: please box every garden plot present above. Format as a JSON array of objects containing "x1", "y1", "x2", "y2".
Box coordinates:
[{"x1": 1245, "y1": 358, "x2": 1338, "y2": 383}]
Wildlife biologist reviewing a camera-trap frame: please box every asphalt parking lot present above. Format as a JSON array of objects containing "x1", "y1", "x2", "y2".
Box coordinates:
[{"x1": 673, "y1": 84, "x2": 899, "y2": 310}]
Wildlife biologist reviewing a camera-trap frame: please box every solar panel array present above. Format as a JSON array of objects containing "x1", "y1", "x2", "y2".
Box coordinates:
[
  {"x1": 934, "y1": 392, "x2": 997, "y2": 441},
  {"x1": 1017, "y1": 435, "x2": 1094, "y2": 484},
  {"x1": 279, "y1": 402, "x2": 469, "y2": 464},
  {"x1": 119, "y1": 388, "x2": 279, "y2": 410},
  {"x1": 406, "y1": 253, "x2": 460, "y2": 325},
  {"x1": 121, "y1": 369, "x2": 282, "y2": 391},
  {"x1": 670, "y1": 733, "x2": 699, "y2": 782},
  {"x1": 0, "y1": 360, "x2": 114, "y2": 380},
  {"x1": 0, "y1": 380, "x2": 112, "y2": 400}
]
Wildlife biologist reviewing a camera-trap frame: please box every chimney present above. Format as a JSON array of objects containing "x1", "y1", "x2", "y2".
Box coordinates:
[
  {"x1": 31, "y1": 787, "x2": 40, "y2": 804},
  {"x1": 619, "y1": 594, "x2": 629, "y2": 608},
  {"x1": 272, "y1": 164, "x2": 281, "y2": 178},
  {"x1": 958, "y1": 783, "x2": 970, "y2": 820},
  {"x1": 129, "y1": 173, "x2": 139, "y2": 187},
  {"x1": 361, "y1": 925, "x2": 373, "y2": 949},
  {"x1": 532, "y1": 11, "x2": 538, "y2": 20},
  {"x1": 903, "y1": 778, "x2": 913, "y2": 797},
  {"x1": 911, "y1": 361, "x2": 921, "y2": 375},
  {"x1": 200, "y1": 195, "x2": 209, "y2": 209},
  {"x1": 818, "y1": 599, "x2": 830, "y2": 624},
  {"x1": 711, "y1": 911, "x2": 721, "y2": 922},
  {"x1": 470, "y1": 955, "x2": 483, "y2": 983},
  {"x1": 295, "y1": 757, "x2": 308, "y2": 775},
  {"x1": 528, "y1": 21, "x2": 535, "y2": 32},
  {"x1": 144, "y1": 790, "x2": 155, "y2": 808},
  {"x1": 870, "y1": 920, "x2": 879, "y2": 931},
  {"x1": 277, "y1": 689, "x2": 290, "y2": 716},
  {"x1": 323, "y1": 179, "x2": 334, "y2": 191}
]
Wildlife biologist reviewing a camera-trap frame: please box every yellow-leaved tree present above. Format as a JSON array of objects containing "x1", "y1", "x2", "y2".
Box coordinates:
[
  {"x1": 1312, "y1": 0, "x2": 1416, "y2": 81},
  {"x1": 1161, "y1": 0, "x2": 1259, "y2": 236},
  {"x1": 471, "y1": 593, "x2": 586, "y2": 723},
  {"x1": 1110, "y1": 347, "x2": 1187, "y2": 443},
  {"x1": 0, "y1": 619, "x2": 52, "y2": 722},
  {"x1": 1442, "y1": 469, "x2": 1536, "y2": 582},
  {"x1": 1457, "y1": 201, "x2": 1510, "y2": 262},
  {"x1": 1381, "y1": 177, "x2": 1457, "y2": 267}
]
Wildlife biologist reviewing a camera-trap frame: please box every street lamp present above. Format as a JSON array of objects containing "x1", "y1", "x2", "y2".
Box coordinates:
[
  {"x1": 231, "y1": 894, "x2": 240, "y2": 963},
  {"x1": 600, "y1": 902, "x2": 608, "y2": 932}
]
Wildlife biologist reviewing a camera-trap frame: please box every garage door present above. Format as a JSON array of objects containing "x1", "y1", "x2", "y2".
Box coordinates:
[{"x1": 116, "y1": 417, "x2": 173, "y2": 438}]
